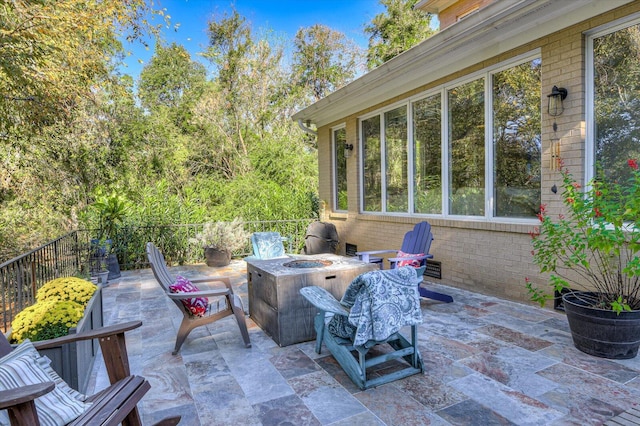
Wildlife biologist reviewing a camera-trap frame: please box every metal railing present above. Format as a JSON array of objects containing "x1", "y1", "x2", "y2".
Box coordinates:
[
  {"x1": 0, "y1": 231, "x2": 81, "y2": 331},
  {"x1": 0, "y1": 219, "x2": 316, "y2": 331}
]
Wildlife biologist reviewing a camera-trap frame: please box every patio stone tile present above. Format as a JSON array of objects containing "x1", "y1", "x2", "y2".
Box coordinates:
[
  {"x1": 354, "y1": 384, "x2": 444, "y2": 426},
  {"x1": 419, "y1": 334, "x2": 481, "y2": 361},
  {"x1": 421, "y1": 351, "x2": 475, "y2": 383},
  {"x1": 223, "y1": 356, "x2": 294, "y2": 404},
  {"x1": 269, "y1": 347, "x2": 322, "y2": 379},
  {"x1": 328, "y1": 411, "x2": 386, "y2": 425},
  {"x1": 142, "y1": 403, "x2": 200, "y2": 426},
  {"x1": 536, "y1": 386, "x2": 625, "y2": 425},
  {"x1": 289, "y1": 370, "x2": 367, "y2": 424},
  {"x1": 540, "y1": 316, "x2": 571, "y2": 333},
  {"x1": 474, "y1": 324, "x2": 554, "y2": 351},
  {"x1": 536, "y1": 363, "x2": 640, "y2": 410},
  {"x1": 253, "y1": 394, "x2": 321, "y2": 426},
  {"x1": 393, "y1": 372, "x2": 468, "y2": 411},
  {"x1": 539, "y1": 344, "x2": 640, "y2": 383},
  {"x1": 435, "y1": 399, "x2": 516, "y2": 425},
  {"x1": 315, "y1": 354, "x2": 363, "y2": 394},
  {"x1": 484, "y1": 301, "x2": 556, "y2": 323},
  {"x1": 450, "y1": 373, "x2": 564, "y2": 425}
]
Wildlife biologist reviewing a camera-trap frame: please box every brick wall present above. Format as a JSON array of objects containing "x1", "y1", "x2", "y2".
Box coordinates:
[{"x1": 316, "y1": 2, "x2": 640, "y2": 305}]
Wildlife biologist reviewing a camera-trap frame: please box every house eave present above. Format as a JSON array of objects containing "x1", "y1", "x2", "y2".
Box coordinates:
[{"x1": 292, "y1": 0, "x2": 634, "y2": 128}]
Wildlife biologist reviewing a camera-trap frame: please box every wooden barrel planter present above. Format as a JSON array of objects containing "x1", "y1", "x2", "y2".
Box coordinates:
[{"x1": 563, "y1": 291, "x2": 640, "y2": 359}]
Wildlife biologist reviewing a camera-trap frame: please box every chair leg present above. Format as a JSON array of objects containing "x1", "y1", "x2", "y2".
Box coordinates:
[
  {"x1": 313, "y1": 312, "x2": 325, "y2": 354},
  {"x1": 230, "y1": 294, "x2": 251, "y2": 348},
  {"x1": 173, "y1": 318, "x2": 194, "y2": 355}
]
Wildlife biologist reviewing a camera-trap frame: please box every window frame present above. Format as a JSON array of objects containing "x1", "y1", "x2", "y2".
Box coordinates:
[
  {"x1": 357, "y1": 50, "x2": 541, "y2": 223},
  {"x1": 585, "y1": 13, "x2": 640, "y2": 184},
  {"x1": 331, "y1": 124, "x2": 348, "y2": 212}
]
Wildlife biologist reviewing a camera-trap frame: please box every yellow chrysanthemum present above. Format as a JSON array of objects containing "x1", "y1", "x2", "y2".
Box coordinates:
[
  {"x1": 10, "y1": 300, "x2": 85, "y2": 344},
  {"x1": 36, "y1": 277, "x2": 97, "y2": 307}
]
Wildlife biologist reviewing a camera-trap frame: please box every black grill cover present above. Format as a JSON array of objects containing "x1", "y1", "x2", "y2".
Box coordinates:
[{"x1": 303, "y1": 222, "x2": 339, "y2": 255}]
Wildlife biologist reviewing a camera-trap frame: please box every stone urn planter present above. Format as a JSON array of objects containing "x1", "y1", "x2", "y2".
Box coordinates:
[
  {"x1": 563, "y1": 291, "x2": 640, "y2": 359},
  {"x1": 204, "y1": 247, "x2": 231, "y2": 267}
]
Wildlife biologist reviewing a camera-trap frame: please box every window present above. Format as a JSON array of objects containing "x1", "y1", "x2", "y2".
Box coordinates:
[
  {"x1": 448, "y1": 78, "x2": 485, "y2": 216},
  {"x1": 385, "y1": 106, "x2": 408, "y2": 212},
  {"x1": 492, "y1": 60, "x2": 541, "y2": 218},
  {"x1": 358, "y1": 54, "x2": 540, "y2": 221},
  {"x1": 589, "y1": 21, "x2": 640, "y2": 187},
  {"x1": 413, "y1": 94, "x2": 442, "y2": 214},
  {"x1": 333, "y1": 126, "x2": 348, "y2": 211},
  {"x1": 362, "y1": 116, "x2": 382, "y2": 212}
]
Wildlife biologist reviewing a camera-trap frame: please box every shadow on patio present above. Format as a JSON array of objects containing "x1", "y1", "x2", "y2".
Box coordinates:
[{"x1": 88, "y1": 261, "x2": 640, "y2": 426}]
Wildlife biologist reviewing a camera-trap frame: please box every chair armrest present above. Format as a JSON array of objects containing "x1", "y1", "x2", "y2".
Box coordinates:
[
  {"x1": 167, "y1": 289, "x2": 230, "y2": 299},
  {"x1": 35, "y1": 321, "x2": 142, "y2": 387},
  {"x1": 355, "y1": 249, "x2": 398, "y2": 256},
  {"x1": 300, "y1": 287, "x2": 349, "y2": 316},
  {"x1": 32, "y1": 321, "x2": 142, "y2": 350},
  {"x1": 189, "y1": 276, "x2": 234, "y2": 291},
  {"x1": 387, "y1": 253, "x2": 433, "y2": 263},
  {"x1": 0, "y1": 382, "x2": 55, "y2": 410}
]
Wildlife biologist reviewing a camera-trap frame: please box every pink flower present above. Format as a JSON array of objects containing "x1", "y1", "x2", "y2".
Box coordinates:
[
  {"x1": 628, "y1": 159, "x2": 639, "y2": 170},
  {"x1": 572, "y1": 182, "x2": 581, "y2": 189},
  {"x1": 566, "y1": 197, "x2": 575, "y2": 204},
  {"x1": 595, "y1": 207, "x2": 603, "y2": 217}
]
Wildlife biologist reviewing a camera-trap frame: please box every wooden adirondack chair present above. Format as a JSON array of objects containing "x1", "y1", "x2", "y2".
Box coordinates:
[
  {"x1": 357, "y1": 221, "x2": 453, "y2": 303},
  {"x1": 300, "y1": 267, "x2": 424, "y2": 390},
  {"x1": 146, "y1": 242, "x2": 251, "y2": 355},
  {"x1": 0, "y1": 321, "x2": 180, "y2": 426}
]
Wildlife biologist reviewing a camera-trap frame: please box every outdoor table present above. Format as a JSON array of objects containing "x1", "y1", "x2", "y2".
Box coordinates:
[{"x1": 246, "y1": 254, "x2": 378, "y2": 346}]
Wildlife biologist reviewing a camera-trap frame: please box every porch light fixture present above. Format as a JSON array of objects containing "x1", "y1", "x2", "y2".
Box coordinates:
[
  {"x1": 547, "y1": 86, "x2": 568, "y2": 117},
  {"x1": 344, "y1": 143, "x2": 354, "y2": 158}
]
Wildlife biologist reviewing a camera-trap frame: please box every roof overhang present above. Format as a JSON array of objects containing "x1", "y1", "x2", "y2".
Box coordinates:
[{"x1": 292, "y1": 0, "x2": 635, "y2": 128}]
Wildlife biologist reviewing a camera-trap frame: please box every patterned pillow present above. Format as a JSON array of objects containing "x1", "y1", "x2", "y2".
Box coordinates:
[
  {"x1": 396, "y1": 250, "x2": 425, "y2": 268},
  {"x1": 169, "y1": 276, "x2": 208, "y2": 317},
  {"x1": 0, "y1": 340, "x2": 91, "y2": 426}
]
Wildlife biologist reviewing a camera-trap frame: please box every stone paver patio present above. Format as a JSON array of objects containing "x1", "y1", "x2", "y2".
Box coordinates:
[{"x1": 87, "y1": 261, "x2": 640, "y2": 425}]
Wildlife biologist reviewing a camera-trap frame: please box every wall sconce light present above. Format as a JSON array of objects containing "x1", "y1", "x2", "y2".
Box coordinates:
[
  {"x1": 344, "y1": 143, "x2": 354, "y2": 158},
  {"x1": 547, "y1": 86, "x2": 568, "y2": 117}
]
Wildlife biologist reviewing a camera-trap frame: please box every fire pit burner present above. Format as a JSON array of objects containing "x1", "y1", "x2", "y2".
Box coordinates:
[{"x1": 283, "y1": 259, "x2": 333, "y2": 268}]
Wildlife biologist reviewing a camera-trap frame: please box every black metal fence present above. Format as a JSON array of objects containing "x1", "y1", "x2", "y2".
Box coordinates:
[
  {"x1": 0, "y1": 232, "x2": 81, "y2": 332},
  {"x1": 0, "y1": 219, "x2": 316, "y2": 331}
]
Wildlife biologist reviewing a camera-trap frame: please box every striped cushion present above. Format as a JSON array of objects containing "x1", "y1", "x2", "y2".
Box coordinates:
[{"x1": 0, "y1": 340, "x2": 90, "y2": 426}]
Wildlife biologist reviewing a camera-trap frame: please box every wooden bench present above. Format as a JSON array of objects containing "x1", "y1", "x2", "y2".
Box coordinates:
[{"x1": 0, "y1": 321, "x2": 180, "y2": 426}]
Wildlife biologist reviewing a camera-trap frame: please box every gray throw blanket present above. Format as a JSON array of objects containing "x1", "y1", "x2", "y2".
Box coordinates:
[{"x1": 328, "y1": 266, "x2": 423, "y2": 348}]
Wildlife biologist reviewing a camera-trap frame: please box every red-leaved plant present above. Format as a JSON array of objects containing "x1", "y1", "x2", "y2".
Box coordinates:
[{"x1": 526, "y1": 159, "x2": 640, "y2": 313}]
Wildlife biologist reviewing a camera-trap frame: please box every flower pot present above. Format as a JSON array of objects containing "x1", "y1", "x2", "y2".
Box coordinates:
[
  {"x1": 106, "y1": 253, "x2": 121, "y2": 280},
  {"x1": 563, "y1": 291, "x2": 640, "y2": 359},
  {"x1": 204, "y1": 247, "x2": 231, "y2": 267}
]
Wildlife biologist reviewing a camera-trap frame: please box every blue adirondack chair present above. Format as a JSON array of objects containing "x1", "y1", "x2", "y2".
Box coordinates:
[
  {"x1": 357, "y1": 221, "x2": 453, "y2": 303},
  {"x1": 248, "y1": 232, "x2": 289, "y2": 260},
  {"x1": 300, "y1": 266, "x2": 425, "y2": 390}
]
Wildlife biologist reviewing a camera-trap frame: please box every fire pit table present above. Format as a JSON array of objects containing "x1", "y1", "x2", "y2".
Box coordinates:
[{"x1": 246, "y1": 254, "x2": 378, "y2": 346}]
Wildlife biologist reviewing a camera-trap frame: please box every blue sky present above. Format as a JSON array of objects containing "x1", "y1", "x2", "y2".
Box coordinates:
[{"x1": 119, "y1": 0, "x2": 388, "y2": 81}]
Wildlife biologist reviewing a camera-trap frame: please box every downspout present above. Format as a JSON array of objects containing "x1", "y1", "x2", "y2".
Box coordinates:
[{"x1": 297, "y1": 119, "x2": 317, "y2": 136}]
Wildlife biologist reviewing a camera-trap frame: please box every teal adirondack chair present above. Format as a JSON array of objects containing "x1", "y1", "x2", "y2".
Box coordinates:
[{"x1": 300, "y1": 267, "x2": 425, "y2": 390}]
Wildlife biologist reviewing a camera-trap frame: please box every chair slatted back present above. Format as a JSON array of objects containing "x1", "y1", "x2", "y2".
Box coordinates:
[
  {"x1": 400, "y1": 222, "x2": 433, "y2": 256},
  {"x1": 146, "y1": 243, "x2": 185, "y2": 313}
]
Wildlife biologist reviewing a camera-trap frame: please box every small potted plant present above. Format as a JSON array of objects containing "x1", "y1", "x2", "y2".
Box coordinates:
[
  {"x1": 526, "y1": 159, "x2": 640, "y2": 359},
  {"x1": 190, "y1": 219, "x2": 250, "y2": 267}
]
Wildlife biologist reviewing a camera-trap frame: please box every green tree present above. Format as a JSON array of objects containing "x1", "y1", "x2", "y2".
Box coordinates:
[
  {"x1": 292, "y1": 24, "x2": 362, "y2": 102},
  {"x1": 138, "y1": 42, "x2": 207, "y2": 130},
  {"x1": 365, "y1": 0, "x2": 435, "y2": 70}
]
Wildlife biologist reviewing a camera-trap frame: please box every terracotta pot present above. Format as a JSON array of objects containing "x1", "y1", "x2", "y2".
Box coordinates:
[{"x1": 204, "y1": 247, "x2": 231, "y2": 267}]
